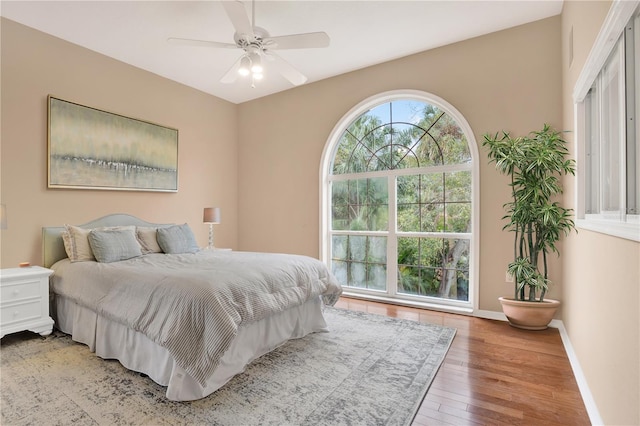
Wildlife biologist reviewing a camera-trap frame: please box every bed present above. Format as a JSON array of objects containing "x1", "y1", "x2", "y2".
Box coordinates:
[{"x1": 42, "y1": 214, "x2": 342, "y2": 401}]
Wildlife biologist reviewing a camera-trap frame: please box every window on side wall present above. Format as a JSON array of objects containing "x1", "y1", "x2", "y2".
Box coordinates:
[{"x1": 576, "y1": 5, "x2": 640, "y2": 241}]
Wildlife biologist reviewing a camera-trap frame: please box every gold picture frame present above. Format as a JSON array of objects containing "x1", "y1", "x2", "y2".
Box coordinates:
[{"x1": 48, "y1": 96, "x2": 178, "y2": 192}]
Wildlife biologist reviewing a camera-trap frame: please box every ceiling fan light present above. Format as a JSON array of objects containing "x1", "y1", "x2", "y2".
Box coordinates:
[
  {"x1": 253, "y1": 72, "x2": 264, "y2": 80},
  {"x1": 238, "y1": 56, "x2": 251, "y2": 76},
  {"x1": 249, "y1": 52, "x2": 263, "y2": 73}
]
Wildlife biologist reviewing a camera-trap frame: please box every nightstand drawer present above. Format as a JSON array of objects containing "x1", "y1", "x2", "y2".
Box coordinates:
[
  {"x1": 0, "y1": 266, "x2": 54, "y2": 338},
  {"x1": 0, "y1": 300, "x2": 42, "y2": 326},
  {"x1": 0, "y1": 280, "x2": 41, "y2": 303}
]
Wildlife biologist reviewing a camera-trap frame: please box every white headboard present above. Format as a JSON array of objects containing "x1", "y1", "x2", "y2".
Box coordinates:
[{"x1": 42, "y1": 214, "x2": 172, "y2": 268}]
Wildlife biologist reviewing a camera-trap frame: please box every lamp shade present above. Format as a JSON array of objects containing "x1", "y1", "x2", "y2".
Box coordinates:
[{"x1": 203, "y1": 207, "x2": 221, "y2": 224}]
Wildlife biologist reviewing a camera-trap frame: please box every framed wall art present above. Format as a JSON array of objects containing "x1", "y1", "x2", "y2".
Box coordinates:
[{"x1": 48, "y1": 96, "x2": 178, "y2": 192}]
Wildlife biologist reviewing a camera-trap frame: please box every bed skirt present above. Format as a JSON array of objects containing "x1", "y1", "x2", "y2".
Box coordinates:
[{"x1": 52, "y1": 295, "x2": 328, "y2": 401}]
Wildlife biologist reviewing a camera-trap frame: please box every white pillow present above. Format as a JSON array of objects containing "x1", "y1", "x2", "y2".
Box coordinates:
[
  {"x1": 61, "y1": 224, "x2": 95, "y2": 262},
  {"x1": 136, "y1": 226, "x2": 163, "y2": 254}
]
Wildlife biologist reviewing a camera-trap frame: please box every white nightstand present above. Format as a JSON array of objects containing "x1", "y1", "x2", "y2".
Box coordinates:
[{"x1": 0, "y1": 266, "x2": 54, "y2": 338}]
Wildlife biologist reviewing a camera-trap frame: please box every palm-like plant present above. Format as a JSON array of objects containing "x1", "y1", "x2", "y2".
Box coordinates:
[{"x1": 483, "y1": 124, "x2": 576, "y2": 302}]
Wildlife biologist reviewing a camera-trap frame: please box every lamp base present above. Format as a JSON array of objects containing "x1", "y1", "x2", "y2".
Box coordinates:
[{"x1": 206, "y1": 223, "x2": 215, "y2": 250}]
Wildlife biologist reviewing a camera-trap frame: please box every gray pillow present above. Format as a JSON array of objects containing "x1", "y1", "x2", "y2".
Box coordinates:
[
  {"x1": 156, "y1": 224, "x2": 200, "y2": 254},
  {"x1": 88, "y1": 227, "x2": 143, "y2": 263}
]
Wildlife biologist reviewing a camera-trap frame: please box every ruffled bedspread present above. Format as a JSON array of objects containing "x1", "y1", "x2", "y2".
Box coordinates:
[{"x1": 50, "y1": 250, "x2": 342, "y2": 386}]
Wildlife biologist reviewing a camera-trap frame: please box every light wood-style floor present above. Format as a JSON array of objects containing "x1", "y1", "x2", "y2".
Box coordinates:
[{"x1": 335, "y1": 297, "x2": 591, "y2": 426}]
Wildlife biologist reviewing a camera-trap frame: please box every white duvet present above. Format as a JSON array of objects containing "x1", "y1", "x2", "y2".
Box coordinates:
[{"x1": 50, "y1": 250, "x2": 342, "y2": 386}]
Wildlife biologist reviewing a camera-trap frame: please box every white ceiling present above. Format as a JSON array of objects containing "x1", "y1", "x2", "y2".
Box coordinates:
[{"x1": 1, "y1": 1, "x2": 563, "y2": 104}]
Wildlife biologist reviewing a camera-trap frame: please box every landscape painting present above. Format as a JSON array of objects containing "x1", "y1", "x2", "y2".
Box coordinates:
[{"x1": 48, "y1": 96, "x2": 178, "y2": 192}]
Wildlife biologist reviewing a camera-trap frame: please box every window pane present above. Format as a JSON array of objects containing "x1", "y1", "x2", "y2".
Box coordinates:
[
  {"x1": 368, "y1": 264, "x2": 387, "y2": 290},
  {"x1": 398, "y1": 266, "x2": 436, "y2": 296},
  {"x1": 585, "y1": 86, "x2": 600, "y2": 214},
  {"x1": 397, "y1": 174, "x2": 449, "y2": 232},
  {"x1": 630, "y1": 13, "x2": 640, "y2": 214},
  {"x1": 332, "y1": 260, "x2": 348, "y2": 284},
  {"x1": 351, "y1": 262, "x2": 366, "y2": 287},
  {"x1": 421, "y1": 203, "x2": 444, "y2": 232},
  {"x1": 397, "y1": 237, "x2": 469, "y2": 301},
  {"x1": 333, "y1": 235, "x2": 387, "y2": 291},
  {"x1": 429, "y1": 114, "x2": 472, "y2": 165},
  {"x1": 331, "y1": 100, "x2": 470, "y2": 173},
  {"x1": 369, "y1": 236, "x2": 387, "y2": 262},
  {"x1": 349, "y1": 236, "x2": 367, "y2": 261},
  {"x1": 421, "y1": 173, "x2": 445, "y2": 203},
  {"x1": 332, "y1": 235, "x2": 348, "y2": 260},
  {"x1": 412, "y1": 106, "x2": 471, "y2": 166},
  {"x1": 331, "y1": 181, "x2": 349, "y2": 230},
  {"x1": 601, "y1": 39, "x2": 623, "y2": 213},
  {"x1": 331, "y1": 178, "x2": 388, "y2": 231},
  {"x1": 331, "y1": 131, "x2": 356, "y2": 175},
  {"x1": 397, "y1": 175, "x2": 420, "y2": 204},
  {"x1": 445, "y1": 171, "x2": 471, "y2": 202},
  {"x1": 397, "y1": 204, "x2": 419, "y2": 232},
  {"x1": 446, "y1": 202, "x2": 471, "y2": 233}
]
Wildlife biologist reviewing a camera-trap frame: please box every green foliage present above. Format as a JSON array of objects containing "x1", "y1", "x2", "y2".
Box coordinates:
[
  {"x1": 331, "y1": 101, "x2": 472, "y2": 301},
  {"x1": 483, "y1": 124, "x2": 576, "y2": 302}
]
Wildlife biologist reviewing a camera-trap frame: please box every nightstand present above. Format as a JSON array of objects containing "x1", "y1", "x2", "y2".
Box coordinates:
[{"x1": 0, "y1": 266, "x2": 54, "y2": 338}]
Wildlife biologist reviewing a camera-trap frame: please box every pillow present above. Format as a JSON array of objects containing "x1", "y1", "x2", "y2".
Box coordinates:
[
  {"x1": 136, "y1": 226, "x2": 162, "y2": 254},
  {"x1": 156, "y1": 224, "x2": 200, "y2": 254},
  {"x1": 88, "y1": 227, "x2": 142, "y2": 263},
  {"x1": 62, "y1": 225, "x2": 95, "y2": 262}
]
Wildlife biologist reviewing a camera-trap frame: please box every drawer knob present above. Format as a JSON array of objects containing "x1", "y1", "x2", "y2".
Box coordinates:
[
  {"x1": 12, "y1": 290, "x2": 20, "y2": 295},
  {"x1": 13, "y1": 311, "x2": 19, "y2": 317}
]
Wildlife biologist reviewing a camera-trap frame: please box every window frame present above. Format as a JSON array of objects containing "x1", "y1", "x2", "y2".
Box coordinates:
[
  {"x1": 574, "y1": 1, "x2": 640, "y2": 242},
  {"x1": 319, "y1": 90, "x2": 480, "y2": 313}
]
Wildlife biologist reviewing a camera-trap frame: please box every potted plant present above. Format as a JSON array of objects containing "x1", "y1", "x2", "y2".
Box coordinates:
[{"x1": 482, "y1": 124, "x2": 576, "y2": 330}]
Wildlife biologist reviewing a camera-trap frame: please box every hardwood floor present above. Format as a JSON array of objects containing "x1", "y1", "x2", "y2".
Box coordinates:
[{"x1": 334, "y1": 297, "x2": 591, "y2": 426}]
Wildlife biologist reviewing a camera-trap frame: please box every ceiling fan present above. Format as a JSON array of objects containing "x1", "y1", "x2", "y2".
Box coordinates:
[{"x1": 168, "y1": 0, "x2": 330, "y2": 87}]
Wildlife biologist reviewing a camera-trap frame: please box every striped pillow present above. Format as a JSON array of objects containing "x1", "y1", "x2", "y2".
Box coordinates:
[
  {"x1": 61, "y1": 225, "x2": 96, "y2": 262},
  {"x1": 88, "y1": 227, "x2": 142, "y2": 263}
]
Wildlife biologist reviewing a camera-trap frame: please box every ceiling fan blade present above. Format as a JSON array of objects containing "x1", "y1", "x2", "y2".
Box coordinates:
[
  {"x1": 222, "y1": 1, "x2": 254, "y2": 37},
  {"x1": 220, "y1": 56, "x2": 243, "y2": 84},
  {"x1": 264, "y1": 32, "x2": 330, "y2": 50},
  {"x1": 267, "y1": 51, "x2": 308, "y2": 86},
  {"x1": 167, "y1": 37, "x2": 236, "y2": 49}
]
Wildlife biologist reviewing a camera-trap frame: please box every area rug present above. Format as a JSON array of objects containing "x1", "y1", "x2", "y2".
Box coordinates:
[{"x1": 1, "y1": 307, "x2": 455, "y2": 426}]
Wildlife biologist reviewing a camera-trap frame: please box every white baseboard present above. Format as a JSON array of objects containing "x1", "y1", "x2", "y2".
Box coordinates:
[
  {"x1": 473, "y1": 310, "x2": 603, "y2": 425},
  {"x1": 474, "y1": 309, "x2": 507, "y2": 321},
  {"x1": 553, "y1": 321, "x2": 604, "y2": 425}
]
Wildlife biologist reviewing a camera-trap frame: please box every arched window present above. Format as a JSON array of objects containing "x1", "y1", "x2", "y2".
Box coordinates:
[{"x1": 320, "y1": 90, "x2": 479, "y2": 312}]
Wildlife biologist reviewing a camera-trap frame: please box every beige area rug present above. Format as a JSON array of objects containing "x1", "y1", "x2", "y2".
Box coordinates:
[{"x1": 1, "y1": 307, "x2": 455, "y2": 426}]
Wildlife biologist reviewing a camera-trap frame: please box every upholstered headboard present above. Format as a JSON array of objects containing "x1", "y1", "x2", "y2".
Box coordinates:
[{"x1": 42, "y1": 214, "x2": 172, "y2": 268}]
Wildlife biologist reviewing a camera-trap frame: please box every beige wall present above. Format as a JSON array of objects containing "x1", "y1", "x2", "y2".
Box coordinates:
[
  {"x1": 4, "y1": 7, "x2": 638, "y2": 424},
  {"x1": 238, "y1": 16, "x2": 563, "y2": 314},
  {"x1": 561, "y1": 1, "x2": 640, "y2": 424},
  {"x1": 0, "y1": 18, "x2": 239, "y2": 268}
]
